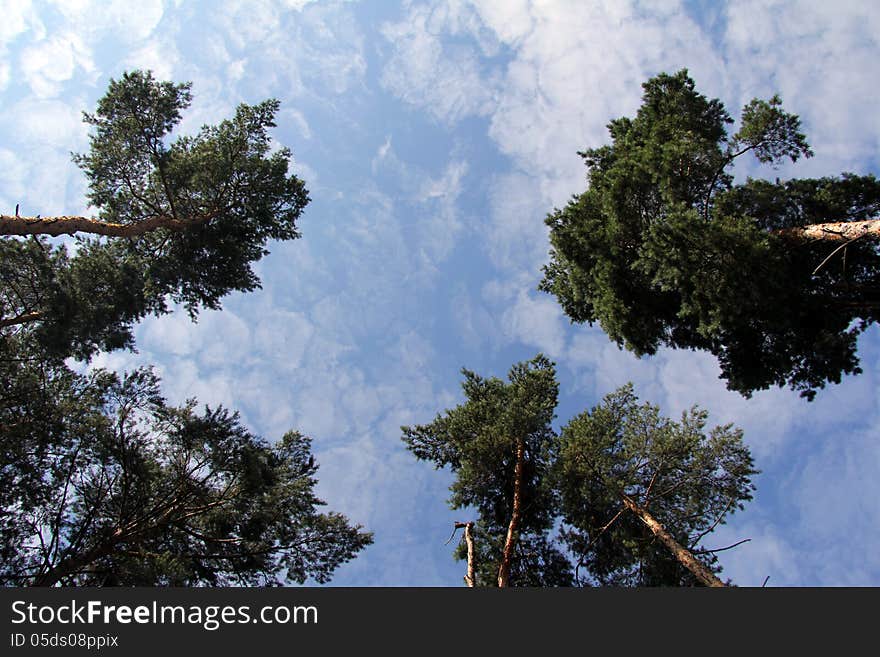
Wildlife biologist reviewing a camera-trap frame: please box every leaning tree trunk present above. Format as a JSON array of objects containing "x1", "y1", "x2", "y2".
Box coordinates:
[
  {"x1": 0, "y1": 211, "x2": 216, "y2": 238},
  {"x1": 497, "y1": 438, "x2": 525, "y2": 588},
  {"x1": 0, "y1": 311, "x2": 43, "y2": 329},
  {"x1": 775, "y1": 219, "x2": 880, "y2": 243},
  {"x1": 621, "y1": 495, "x2": 725, "y2": 588}
]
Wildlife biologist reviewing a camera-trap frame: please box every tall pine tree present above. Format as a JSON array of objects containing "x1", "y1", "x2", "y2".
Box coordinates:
[
  {"x1": 1, "y1": 70, "x2": 309, "y2": 360},
  {"x1": 554, "y1": 384, "x2": 756, "y2": 586},
  {"x1": 403, "y1": 355, "x2": 754, "y2": 586},
  {"x1": 0, "y1": 72, "x2": 371, "y2": 586},
  {"x1": 402, "y1": 356, "x2": 571, "y2": 587},
  {"x1": 541, "y1": 69, "x2": 880, "y2": 400}
]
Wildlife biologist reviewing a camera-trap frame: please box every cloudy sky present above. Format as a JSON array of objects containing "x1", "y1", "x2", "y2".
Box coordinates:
[{"x1": 2, "y1": 0, "x2": 879, "y2": 586}]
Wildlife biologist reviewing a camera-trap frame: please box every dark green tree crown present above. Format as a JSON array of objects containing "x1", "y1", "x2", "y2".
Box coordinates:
[
  {"x1": 0, "y1": 360, "x2": 372, "y2": 586},
  {"x1": 404, "y1": 355, "x2": 755, "y2": 586},
  {"x1": 2, "y1": 70, "x2": 309, "y2": 361},
  {"x1": 541, "y1": 69, "x2": 880, "y2": 399},
  {"x1": 554, "y1": 384, "x2": 757, "y2": 586},
  {"x1": 402, "y1": 354, "x2": 559, "y2": 532}
]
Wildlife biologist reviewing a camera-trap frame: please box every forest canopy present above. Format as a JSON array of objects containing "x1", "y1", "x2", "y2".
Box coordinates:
[{"x1": 540, "y1": 69, "x2": 880, "y2": 400}]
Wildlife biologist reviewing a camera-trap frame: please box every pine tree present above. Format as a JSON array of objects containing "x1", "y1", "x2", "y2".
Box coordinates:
[
  {"x1": 540, "y1": 69, "x2": 880, "y2": 399},
  {"x1": 1, "y1": 70, "x2": 309, "y2": 360},
  {"x1": 0, "y1": 72, "x2": 372, "y2": 586},
  {"x1": 554, "y1": 384, "x2": 756, "y2": 586},
  {"x1": 0, "y1": 361, "x2": 371, "y2": 586},
  {"x1": 402, "y1": 355, "x2": 571, "y2": 587},
  {"x1": 403, "y1": 356, "x2": 753, "y2": 586}
]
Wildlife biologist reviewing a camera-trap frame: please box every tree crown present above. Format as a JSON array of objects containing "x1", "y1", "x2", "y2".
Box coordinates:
[
  {"x1": 2, "y1": 70, "x2": 309, "y2": 360},
  {"x1": 541, "y1": 69, "x2": 880, "y2": 400}
]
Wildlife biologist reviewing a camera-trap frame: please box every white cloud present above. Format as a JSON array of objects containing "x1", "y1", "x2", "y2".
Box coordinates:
[
  {"x1": 282, "y1": 108, "x2": 312, "y2": 141},
  {"x1": 711, "y1": 417, "x2": 880, "y2": 587},
  {"x1": 416, "y1": 160, "x2": 468, "y2": 262},
  {"x1": 708, "y1": 521, "x2": 802, "y2": 587},
  {"x1": 0, "y1": 78, "x2": 88, "y2": 217},
  {"x1": 380, "y1": 2, "x2": 501, "y2": 124},
  {"x1": 139, "y1": 312, "x2": 202, "y2": 358},
  {"x1": 50, "y1": 0, "x2": 165, "y2": 42},
  {"x1": 382, "y1": 0, "x2": 722, "y2": 196},
  {"x1": 120, "y1": 39, "x2": 180, "y2": 81},
  {"x1": 484, "y1": 172, "x2": 552, "y2": 274},
  {"x1": 4, "y1": 98, "x2": 85, "y2": 149},
  {"x1": 372, "y1": 135, "x2": 392, "y2": 171},
  {"x1": 20, "y1": 33, "x2": 96, "y2": 97},
  {"x1": 0, "y1": 0, "x2": 44, "y2": 46},
  {"x1": 485, "y1": 2, "x2": 723, "y2": 191},
  {"x1": 502, "y1": 289, "x2": 566, "y2": 358},
  {"x1": 723, "y1": 0, "x2": 880, "y2": 171},
  {"x1": 450, "y1": 284, "x2": 498, "y2": 351}
]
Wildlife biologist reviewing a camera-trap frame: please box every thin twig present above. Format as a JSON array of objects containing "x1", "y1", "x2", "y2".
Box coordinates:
[
  {"x1": 445, "y1": 524, "x2": 462, "y2": 546},
  {"x1": 689, "y1": 497, "x2": 736, "y2": 550},
  {"x1": 812, "y1": 233, "x2": 867, "y2": 276},
  {"x1": 692, "y1": 537, "x2": 751, "y2": 554},
  {"x1": 587, "y1": 507, "x2": 625, "y2": 550},
  {"x1": 643, "y1": 469, "x2": 660, "y2": 504}
]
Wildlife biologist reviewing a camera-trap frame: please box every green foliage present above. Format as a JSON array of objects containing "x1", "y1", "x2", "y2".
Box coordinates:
[
  {"x1": 541, "y1": 69, "x2": 880, "y2": 399},
  {"x1": 1, "y1": 237, "x2": 159, "y2": 359},
  {"x1": 403, "y1": 355, "x2": 753, "y2": 586},
  {"x1": 554, "y1": 384, "x2": 756, "y2": 586},
  {"x1": 0, "y1": 72, "x2": 369, "y2": 587},
  {"x1": 402, "y1": 355, "x2": 564, "y2": 585},
  {"x1": 2, "y1": 70, "x2": 309, "y2": 360},
  {"x1": 733, "y1": 95, "x2": 812, "y2": 165},
  {"x1": 0, "y1": 356, "x2": 372, "y2": 586}
]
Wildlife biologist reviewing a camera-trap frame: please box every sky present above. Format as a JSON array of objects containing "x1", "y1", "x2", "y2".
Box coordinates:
[{"x1": 1, "y1": 0, "x2": 879, "y2": 586}]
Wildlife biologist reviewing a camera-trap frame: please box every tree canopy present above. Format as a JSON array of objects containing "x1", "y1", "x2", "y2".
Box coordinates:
[
  {"x1": 554, "y1": 384, "x2": 756, "y2": 586},
  {"x1": 0, "y1": 363, "x2": 371, "y2": 586},
  {"x1": 403, "y1": 355, "x2": 755, "y2": 586},
  {"x1": 0, "y1": 71, "x2": 371, "y2": 587},
  {"x1": 1, "y1": 70, "x2": 309, "y2": 360},
  {"x1": 402, "y1": 355, "x2": 569, "y2": 587},
  {"x1": 540, "y1": 69, "x2": 880, "y2": 400}
]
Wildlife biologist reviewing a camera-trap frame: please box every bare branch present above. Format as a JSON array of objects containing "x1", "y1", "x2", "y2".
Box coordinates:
[
  {"x1": 689, "y1": 497, "x2": 736, "y2": 550},
  {"x1": 692, "y1": 537, "x2": 751, "y2": 554},
  {"x1": 776, "y1": 219, "x2": 880, "y2": 244},
  {"x1": 811, "y1": 233, "x2": 868, "y2": 276}
]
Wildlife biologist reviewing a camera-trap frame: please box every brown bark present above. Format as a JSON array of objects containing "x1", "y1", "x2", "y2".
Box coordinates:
[
  {"x1": 497, "y1": 438, "x2": 525, "y2": 588},
  {"x1": 0, "y1": 311, "x2": 43, "y2": 329},
  {"x1": 455, "y1": 521, "x2": 476, "y2": 587},
  {"x1": 775, "y1": 219, "x2": 880, "y2": 243},
  {"x1": 621, "y1": 495, "x2": 725, "y2": 588},
  {"x1": 0, "y1": 212, "x2": 215, "y2": 238}
]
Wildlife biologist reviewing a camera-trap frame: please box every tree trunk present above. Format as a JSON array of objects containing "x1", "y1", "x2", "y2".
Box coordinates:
[
  {"x1": 31, "y1": 531, "x2": 122, "y2": 587},
  {"x1": 0, "y1": 212, "x2": 215, "y2": 238},
  {"x1": 621, "y1": 495, "x2": 725, "y2": 588},
  {"x1": 455, "y1": 521, "x2": 476, "y2": 587},
  {"x1": 776, "y1": 219, "x2": 880, "y2": 243},
  {"x1": 497, "y1": 438, "x2": 525, "y2": 588},
  {"x1": 0, "y1": 311, "x2": 43, "y2": 329}
]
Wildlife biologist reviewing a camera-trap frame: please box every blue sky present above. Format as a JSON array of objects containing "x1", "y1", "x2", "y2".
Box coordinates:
[{"x1": 2, "y1": 0, "x2": 879, "y2": 586}]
